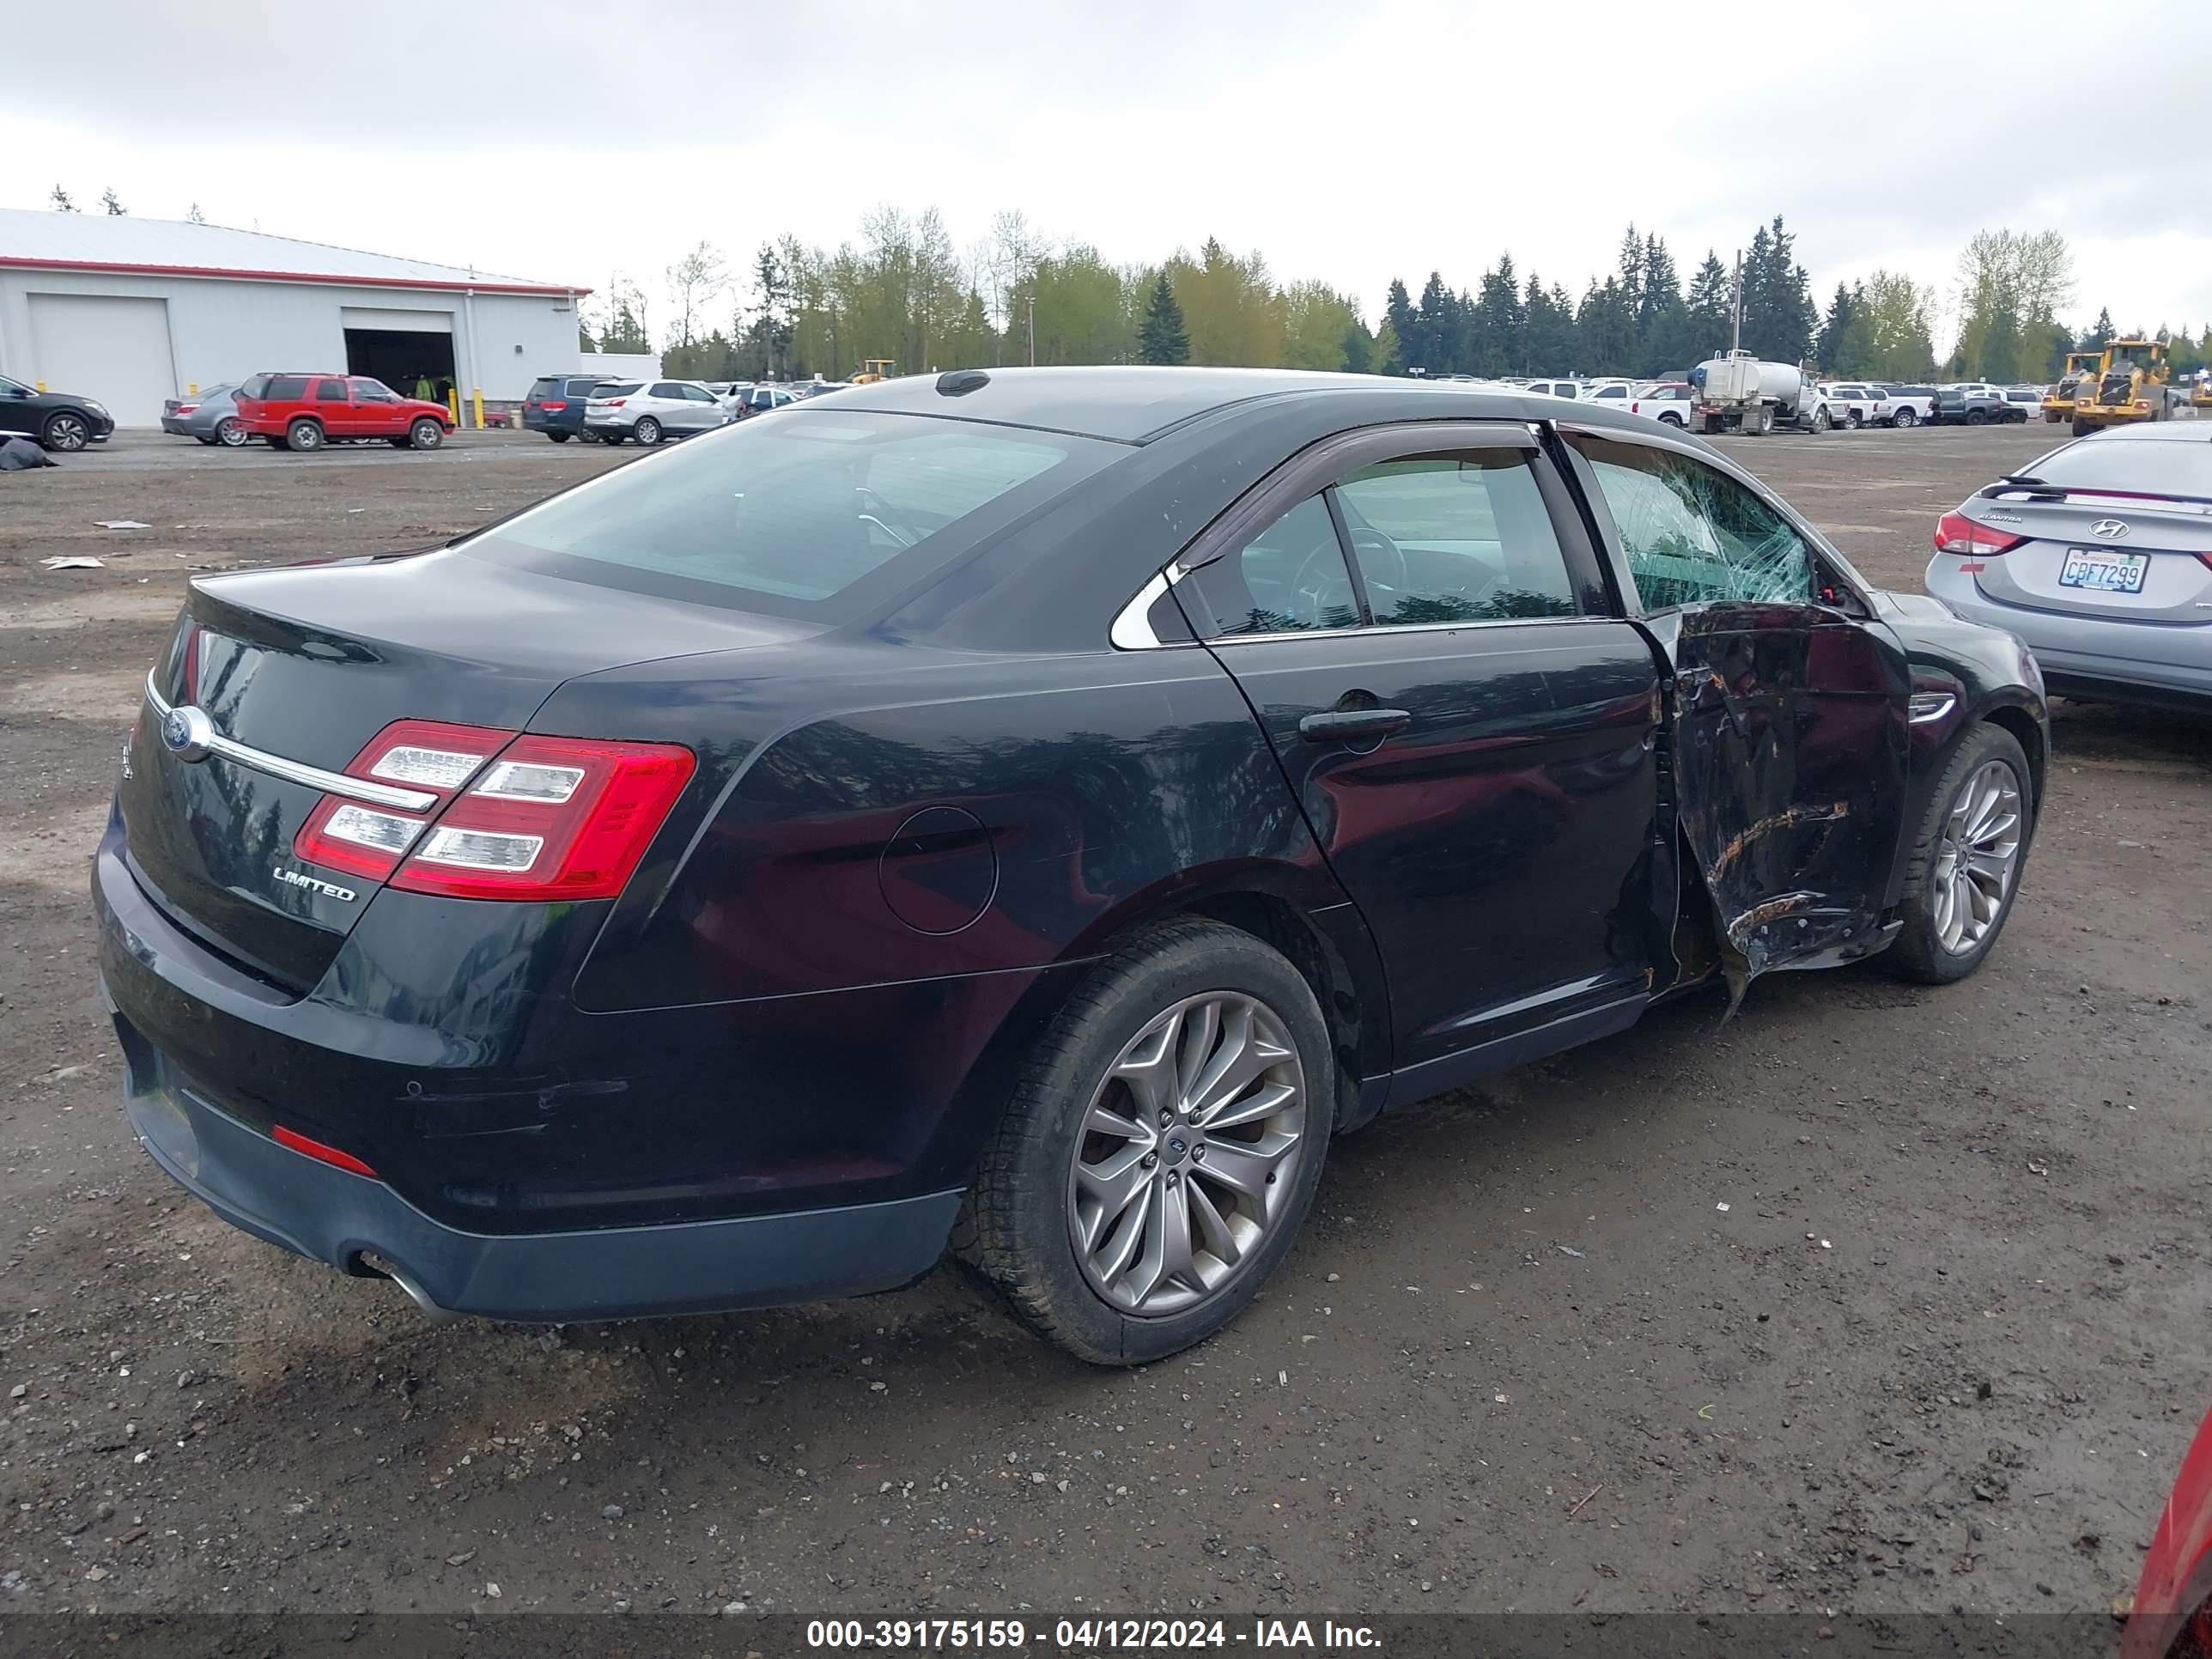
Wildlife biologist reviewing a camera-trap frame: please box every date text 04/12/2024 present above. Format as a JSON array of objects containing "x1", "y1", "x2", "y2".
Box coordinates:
[{"x1": 803, "y1": 1619, "x2": 1382, "y2": 1650}]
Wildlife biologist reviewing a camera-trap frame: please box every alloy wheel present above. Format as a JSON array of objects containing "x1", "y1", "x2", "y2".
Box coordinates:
[
  {"x1": 216, "y1": 417, "x2": 247, "y2": 447},
  {"x1": 1931, "y1": 759, "x2": 2022, "y2": 954},
  {"x1": 1066, "y1": 992, "x2": 1306, "y2": 1317},
  {"x1": 45, "y1": 414, "x2": 88, "y2": 451}
]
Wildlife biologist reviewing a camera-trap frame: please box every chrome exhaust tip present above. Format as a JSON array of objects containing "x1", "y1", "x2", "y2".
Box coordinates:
[{"x1": 359, "y1": 1252, "x2": 459, "y2": 1327}]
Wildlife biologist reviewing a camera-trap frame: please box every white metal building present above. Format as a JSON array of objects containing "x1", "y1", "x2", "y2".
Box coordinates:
[{"x1": 0, "y1": 210, "x2": 588, "y2": 426}]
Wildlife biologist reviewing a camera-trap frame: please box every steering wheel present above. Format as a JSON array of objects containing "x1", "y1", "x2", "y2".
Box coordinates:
[
  {"x1": 855, "y1": 485, "x2": 924, "y2": 548},
  {"x1": 1345, "y1": 526, "x2": 1408, "y2": 600}
]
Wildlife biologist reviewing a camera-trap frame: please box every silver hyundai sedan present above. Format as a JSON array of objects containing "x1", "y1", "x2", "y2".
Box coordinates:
[{"x1": 1925, "y1": 423, "x2": 2212, "y2": 709}]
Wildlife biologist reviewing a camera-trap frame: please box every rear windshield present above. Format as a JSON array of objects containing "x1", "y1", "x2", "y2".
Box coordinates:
[
  {"x1": 464, "y1": 411, "x2": 1121, "y2": 617},
  {"x1": 593, "y1": 381, "x2": 641, "y2": 397},
  {"x1": 531, "y1": 377, "x2": 564, "y2": 395},
  {"x1": 2026, "y1": 437, "x2": 2212, "y2": 501},
  {"x1": 566, "y1": 378, "x2": 606, "y2": 396}
]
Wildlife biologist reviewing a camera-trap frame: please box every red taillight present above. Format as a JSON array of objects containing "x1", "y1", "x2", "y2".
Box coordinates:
[
  {"x1": 603, "y1": 398, "x2": 627, "y2": 408},
  {"x1": 176, "y1": 403, "x2": 199, "y2": 415},
  {"x1": 1934, "y1": 510, "x2": 2024, "y2": 556},
  {"x1": 391, "y1": 734, "x2": 695, "y2": 900},
  {"x1": 542, "y1": 399, "x2": 567, "y2": 411},
  {"x1": 272, "y1": 1124, "x2": 378, "y2": 1178},
  {"x1": 292, "y1": 720, "x2": 694, "y2": 901}
]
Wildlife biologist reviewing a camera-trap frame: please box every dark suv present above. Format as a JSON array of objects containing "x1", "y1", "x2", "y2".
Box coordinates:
[
  {"x1": 523, "y1": 374, "x2": 611, "y2": 442},
  {"x1": 0, "y1": 372, "x2": 116, "y2": 452}
]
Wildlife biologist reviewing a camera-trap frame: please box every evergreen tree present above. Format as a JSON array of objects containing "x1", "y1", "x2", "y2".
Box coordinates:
[
  {"x1": 1637, "y1": 234, "x2": 1688, "y2": 372},
  {"x1": 1576, "y1": 277, "x2": 1635, "y2": 372},
  {"x1": 1738, "y1": 216, "x2": 1814, "y2": 363},
  {"x1": 1814, "y1": 282, "x2": 1856, "y2": 373},
  {"x1": 185, "y1": 203, "x2": 207, "y2": 225},
  {"x1": 1138, "y1": 270, "x2": 1189, "y2": 365},
  {"x1": 1412, "y1": 271, "x2": 1457, "y2": 374},
  {"x1": 1615, "y1": 225, "x2": 1644, "y2": 334},
  {"x1": 2080, "y1": 307, "x2": 2113, "y2": 350},
  {"x1": 50, "y1": 185, "x2": 75, "y2": 212},
  {"x1": 1382, "y1": 279, "x2": 1418, "y2": 375},
  {"x1": 1470, "y1": 253, "x2": 1524, "y2": 376},
  {"x1": 100, "y1": 187, "x2": 125, "y2": 216},
  {"x1": 1685, "y1": 251, "x2": 1734, "y2": 361}
]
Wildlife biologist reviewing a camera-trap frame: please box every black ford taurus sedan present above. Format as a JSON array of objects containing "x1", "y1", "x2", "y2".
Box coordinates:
[{"x1": 95, "y1": 368, "x2": 2045, "y2": 1364}]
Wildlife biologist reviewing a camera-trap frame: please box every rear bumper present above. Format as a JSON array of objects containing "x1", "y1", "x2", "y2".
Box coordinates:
[{"x1": 111, "y1": 1027, "x2": 960, "y2": 1322}]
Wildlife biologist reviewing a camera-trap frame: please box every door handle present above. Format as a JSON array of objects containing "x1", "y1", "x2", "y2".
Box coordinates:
[{"x1": 1297, "y1": 708, "x2": 1413, "y2": 743}]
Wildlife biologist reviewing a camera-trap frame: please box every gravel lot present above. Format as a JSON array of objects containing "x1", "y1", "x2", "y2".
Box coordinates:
[{"x1": 1, "y1": 422, "x2": 2205, "y2": 1620}]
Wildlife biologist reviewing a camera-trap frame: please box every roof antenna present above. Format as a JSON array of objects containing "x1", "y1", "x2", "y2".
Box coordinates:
[{"x1": 937, "y1": 369, "x2": 989, "y2": 397}]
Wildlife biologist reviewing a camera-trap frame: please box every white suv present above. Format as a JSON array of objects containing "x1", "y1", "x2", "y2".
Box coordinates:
[{"x1": 583, "y1": 380, "x2": 731, "y2": 446}]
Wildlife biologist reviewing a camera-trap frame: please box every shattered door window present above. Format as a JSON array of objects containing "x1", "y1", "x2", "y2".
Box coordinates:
[{"x1": 1571, "y1": 437, "x2": 1814, "y2": 609}]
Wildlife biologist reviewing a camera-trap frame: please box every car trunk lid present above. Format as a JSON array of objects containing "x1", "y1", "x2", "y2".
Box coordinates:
[
  {"x1": 1966, "y1": 496, "x2": 2212, "y2": 626},
  {"x1": 117, "y1": 548, "x2": 810, "y2": 995}
]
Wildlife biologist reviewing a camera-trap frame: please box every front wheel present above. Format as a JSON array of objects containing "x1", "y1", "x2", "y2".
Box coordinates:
[
  {"x1": 1880, "y1": 723, "x2": 2032, "y2": 985},
  {"x1": 1892, "y1": 407, "x2": 1917, "y2": 428},
  {"x1": 40, "y1": 412, "x2": 91, "y2": 452},
  {"x1": 633, "y1": 416, "x2": 663, "y2": 446},
  {"x1": 957, "y1": 920, "x2": 1334, "y2": 1365},
  {"x1": 1809, "y1": 407, "x2": 1830, "y2": 434},
  {"x1": 407, "y1": 418, "x2": 444, "y2": 450}
]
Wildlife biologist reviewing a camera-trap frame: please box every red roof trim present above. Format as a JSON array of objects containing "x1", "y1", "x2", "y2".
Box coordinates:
[{"x1": 0, "y1": 253, "x2": 586, "y2": 298}]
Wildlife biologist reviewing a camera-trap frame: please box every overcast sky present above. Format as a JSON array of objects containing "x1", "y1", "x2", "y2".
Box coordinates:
[{"x1": 9, "y1": 1, "x2": 2210, "y2": 350}]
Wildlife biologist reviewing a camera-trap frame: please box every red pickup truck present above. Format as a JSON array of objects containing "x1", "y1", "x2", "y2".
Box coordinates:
[{"x1": 234, "y1": 374, "x2": 455, "y2": 453}]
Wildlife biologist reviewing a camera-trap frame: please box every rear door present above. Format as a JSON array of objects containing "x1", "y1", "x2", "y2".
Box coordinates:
[
  {"x1": 1170, "y1": 422, "x2": 1666, "y2": 1087},
  {"x1": 313, "y1": 376, "x2": 356, "y2": 439},
  {"x1": 1561, "y1": 427, "x2": 1911, "y2": 983}
]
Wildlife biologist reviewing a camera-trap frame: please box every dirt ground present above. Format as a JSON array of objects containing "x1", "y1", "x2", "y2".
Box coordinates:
[{"x1": 1, "y1": 422, "x2": 2205, "y2": 1620}]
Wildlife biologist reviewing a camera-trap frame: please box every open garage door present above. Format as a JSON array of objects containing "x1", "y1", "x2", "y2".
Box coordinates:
[
  {"x1": 27, "y1": 294, "x2": 176, "y2": 426},
  {"x1": 341, "y1": 307, "x2": 457, "y2": 404}
]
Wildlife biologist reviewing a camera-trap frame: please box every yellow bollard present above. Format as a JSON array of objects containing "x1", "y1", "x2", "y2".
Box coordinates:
[
  {"x1": 447, "y1": 390, "x2": 460, "y2": 425},
  {"x1": 471, "y1": 388, "x2": 484, "y2": 430},
  {"x1": 187, "y1": 382, "x2": 198, "y2": 396},
  {"x1": 34, "y1": 381, "x2": 45, "y2": 392}
]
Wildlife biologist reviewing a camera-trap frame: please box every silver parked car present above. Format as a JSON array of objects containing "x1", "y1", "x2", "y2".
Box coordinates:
[
  {"x1": 1925, "y1": 423, "x2": 2212, "y2": 709},
  {"x1": 160, "y1": 384, "x2": 248, "y2": 447},
  {"x1": 582, "y1": 379, "x2": 731, "y2": 447}
]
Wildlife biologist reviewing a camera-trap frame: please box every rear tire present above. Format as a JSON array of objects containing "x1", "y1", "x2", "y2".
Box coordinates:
[
  {"x1": 599, "y1": 429, "x2": 623, "y2": 447},
  {"x1": 196, "y1": 435, "x2": 218, "y2": 446},
  {"x1": 634, "y1": 416, "x2": 663, "y2": 446},
  {"x1": 285, "y1": 418, "x2": 324, "y2": 452},
  {"x1": 267, "y1": 436, "x2": 291, "y2": 451},
  {"x1": 547, "y1": 431, "x2": 571, "y2": 443},
  {"x1": 1965, "y1": 408, "x2": 1987, "y2": 426},
  {"x1": 1846, "y1": 409, "x2": 1863, "y2": 428},
  {"x1": 408, "y1": 419, "x2": 444, "y2": 450},
  {"x1": 957, "y1": 919, "x2": 1335, "y2": 1366},
  {"x1": 1879, "y1": 723, "x2": 2033, "y2": 986},
  {"x1": 1659, "y1": 411, "x2": 1684, "y2": 428},
  {"x1": 216, "y1": 416, "x2": 248, "y2": 447},
  {"x1": 1892, "y1": 407, "x2": 1917, "y2": 428},
  {"x1": 2070, "y1": 417, "x2": 2090, "y2": 436}
]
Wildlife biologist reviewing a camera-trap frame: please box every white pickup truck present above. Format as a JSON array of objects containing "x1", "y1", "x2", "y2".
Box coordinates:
[{"x1": 1814, "y1": 382, "x2": 1895, "y2": 429}]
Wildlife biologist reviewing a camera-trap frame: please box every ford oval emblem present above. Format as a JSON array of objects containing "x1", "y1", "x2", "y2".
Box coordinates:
[
  {"x1": 2089, "y1": 519, "x2": 2130, "y2": 541},
  {"x1": 161, "y1": 705, "x2": 215, "y2": 763}
]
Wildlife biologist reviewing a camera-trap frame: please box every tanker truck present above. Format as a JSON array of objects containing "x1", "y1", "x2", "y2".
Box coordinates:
[{"x1": 1686, "y1": 350, "x2": 1832, "y2": 435}]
